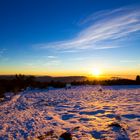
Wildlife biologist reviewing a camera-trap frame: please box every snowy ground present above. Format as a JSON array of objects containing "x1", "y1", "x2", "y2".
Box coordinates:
[{"x1": 0, "y1": 85, "x2": 140, "y2": 140}]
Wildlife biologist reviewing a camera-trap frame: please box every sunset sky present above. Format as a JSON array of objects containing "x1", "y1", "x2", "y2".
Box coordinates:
[{"x1": 0, "y1": 0, "x2": 140, "y2": 78}]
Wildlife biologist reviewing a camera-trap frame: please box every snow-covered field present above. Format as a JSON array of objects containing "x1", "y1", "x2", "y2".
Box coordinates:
[{"x1": 0, "y1": 85, "x2": 140, "y2": 140}]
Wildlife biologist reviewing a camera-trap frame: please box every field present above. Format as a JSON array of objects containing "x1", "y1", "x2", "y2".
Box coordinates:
[{"x1": 0, "y1": 85, "x2": 140, "y2": 140}]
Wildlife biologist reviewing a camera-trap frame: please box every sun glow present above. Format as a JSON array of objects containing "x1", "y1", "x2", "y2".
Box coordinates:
[{"x1": 91, "y1": 68, "x2": 102, "y2": 77}]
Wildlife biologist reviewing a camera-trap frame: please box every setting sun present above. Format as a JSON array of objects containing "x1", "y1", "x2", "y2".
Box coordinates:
[{"x1": 91, "y1": 68, "x2": 102, "y2": 77}]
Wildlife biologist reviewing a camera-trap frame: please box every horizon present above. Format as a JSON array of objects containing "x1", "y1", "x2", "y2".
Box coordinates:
[
  {"x1": 0, "y1": 73, "x2": 138, "y2": 80},
  {"x1": 0, "y1": 0, "x2": 140, "y2": 77}
]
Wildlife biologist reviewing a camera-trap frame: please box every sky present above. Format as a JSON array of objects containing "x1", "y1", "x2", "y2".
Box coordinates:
[{"x1": 0, "y1": 0, "x2": 140, "y2": 78}]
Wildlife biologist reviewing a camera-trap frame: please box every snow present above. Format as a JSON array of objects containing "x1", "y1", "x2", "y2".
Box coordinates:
[{"x1": 0, "y1": 85, "x2": 140, "y2": 140}]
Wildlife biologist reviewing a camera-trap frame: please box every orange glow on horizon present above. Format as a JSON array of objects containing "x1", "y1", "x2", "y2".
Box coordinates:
[{"x1": 0, "y1": 66, "x2": 139, "y2": 80}]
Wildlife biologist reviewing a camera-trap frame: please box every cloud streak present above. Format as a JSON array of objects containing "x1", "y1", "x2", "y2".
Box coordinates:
[
  {"x1": 120, "y1": 60, "x2": 137, "y2": 63},
  {"x1": 39, "y1": 6, "x2": 140, "y2": 51},
  {"x1": 0, "y1": 48, "x2": 6, "y2": 56}
]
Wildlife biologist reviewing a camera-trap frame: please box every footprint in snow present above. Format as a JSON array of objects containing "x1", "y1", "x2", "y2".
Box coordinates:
[
  {"x1": 108, "y1": 122, "x2": 130, "y2": 140},
  {"x1": 122, "y1": 114, "x2": 140, "y2": 119},
  {"x1": 79, "y1": 109, "x2": 105, "y2": 115},
  {"x1": 59, "y1": 132, "x2": 72, "y2": 140},
  {"x1": 91, "y1": 130, "x2": 105, "y2": 139},
  {"x1": 61, "y1": 114, "x2": 75, "y2": 120}
]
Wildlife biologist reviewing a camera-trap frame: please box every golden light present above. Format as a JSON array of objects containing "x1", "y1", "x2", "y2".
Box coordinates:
[{"x1": 91, "y1": 68, "x2": 102, "y2": 77}]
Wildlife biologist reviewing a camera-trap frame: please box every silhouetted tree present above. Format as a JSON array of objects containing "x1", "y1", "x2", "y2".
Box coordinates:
[{"x1": 136, "y1": 75, "x2": 140, "y2": 82}]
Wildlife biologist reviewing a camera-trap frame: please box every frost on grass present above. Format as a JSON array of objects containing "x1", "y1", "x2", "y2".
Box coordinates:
[{"x1": 0, "y1": 86, "x2": 140, "y2": 139}]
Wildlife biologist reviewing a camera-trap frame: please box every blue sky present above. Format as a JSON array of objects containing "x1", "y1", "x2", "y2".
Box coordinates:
[{"x1": 0, "y1": 0, "x2": 140, "y2": 78}]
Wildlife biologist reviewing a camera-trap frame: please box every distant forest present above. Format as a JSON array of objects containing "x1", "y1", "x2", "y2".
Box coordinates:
[{"x1": 0, "y1": 74, "x2": 140, "y2": 98}]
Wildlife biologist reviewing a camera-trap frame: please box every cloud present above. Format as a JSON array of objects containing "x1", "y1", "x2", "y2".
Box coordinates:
[
  {"x1": 38, "y1": 5, "x2": 140, "y2": 51},
  {"x1": 0, "y1": 48, "x2": 7, "y2": 57},
  {"x1": 0, "y1": 49, "x2": 8, "y2": 62},
  {"x1": 60, "y1": 50, "x2": 79, "y2": 53},
  {"x1": 120, "y1": 60, "x2": 137, "y2": 63},
  {"x1": 24, "y1": 56, "x2": 61, "y2": 68},
  {"x1": 47, "y1": 55, "x2": 57, "y2": 59}
]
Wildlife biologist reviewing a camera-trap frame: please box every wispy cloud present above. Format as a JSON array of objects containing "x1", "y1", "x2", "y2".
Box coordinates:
[
  {"x1": 0, "y1": 49, "x2": 8, "y2": 62},
  {"x1": 24, "y1": 55, "x2": 61, "y2": 68},
  {"x1": 38, "y1": 6, "x2": 140, "y2": 51},
  {"x1": 0, "y1": 48, "x2": 7, "y2": 57},
  {"x1": 120, "y1": 60, "x2": 137, "y2": 63},
  {"x1": 47, "y1": 55, "x2": 57, "y2": 59},
  {"x1": 59, "y1": 50, "x2": 79, "y2": 53}
]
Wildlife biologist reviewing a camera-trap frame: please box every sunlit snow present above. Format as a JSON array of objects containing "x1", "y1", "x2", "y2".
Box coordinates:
[{"x1": 0, "y1": 86, "x2": 140, "y2": 139}]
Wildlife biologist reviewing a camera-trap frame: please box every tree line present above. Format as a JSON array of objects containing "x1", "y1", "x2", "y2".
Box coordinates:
[{"x1": 0, "y1": 74, "x2": 140, "y2": 99}]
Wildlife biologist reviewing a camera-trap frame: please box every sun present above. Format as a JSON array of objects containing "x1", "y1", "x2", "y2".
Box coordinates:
[{"x1": 91, "y1": 68, "x2": 102, "y2": 77}]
